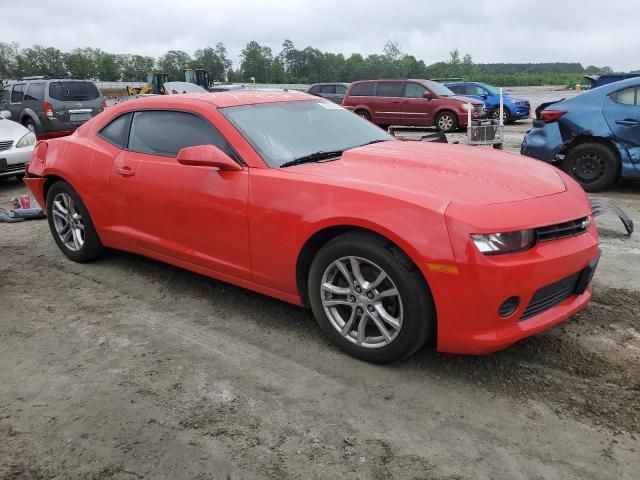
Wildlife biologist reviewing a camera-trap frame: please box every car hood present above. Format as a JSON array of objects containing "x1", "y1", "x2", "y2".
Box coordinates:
[
  {"x1": 448, "y1": 95, "x2": 484, "y2": 105},
  {"x1": 285, "y1": 141, "x2": 566, "y2": 206},
  {"x1": 506, "y1": 96, "x2": 527, "y2": 103},
  {"x1": 0, "y1": 118, "x2": 29, "y2": 141}
]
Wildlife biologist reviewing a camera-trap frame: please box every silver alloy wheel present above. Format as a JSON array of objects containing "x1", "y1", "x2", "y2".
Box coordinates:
[
  {"x1": 320, "y1": 256, "x2": 403, "y2": 348},
  {"x1": 491, "y1": 109, "x2": 508, "y2": 123},
  {"x1": 438, "y1": 114, "x2": 454, "y2": 131},
  {"x1": 51, "y1": 192, "x2": 85, "y2": 252}
]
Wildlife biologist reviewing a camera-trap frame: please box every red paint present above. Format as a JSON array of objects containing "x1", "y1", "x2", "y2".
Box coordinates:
[{"x1": 23, "y1": 91, "x2": 599, "y2": 354}]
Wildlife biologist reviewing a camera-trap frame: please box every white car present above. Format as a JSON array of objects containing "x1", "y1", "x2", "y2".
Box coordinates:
[{"x1": 0, "y1": 110, "x2": 35, "y2": 179}]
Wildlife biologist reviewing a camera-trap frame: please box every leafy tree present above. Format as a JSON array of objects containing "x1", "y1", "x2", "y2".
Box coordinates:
[
  {"x1": 239, "y1": 41, "x2": 273, "y2": 83},
  {"x1": 383, "y1": 40, "x2": 404, "y2": 63},
  {"x1": 120, "y1": 54, "x2": 156, "y2": 81},
  {"x1": 449, "y1": 48, "x2": 461, "y2": 65},
  {"x1": 0, "y1": 42, "x2": 19, "y2": 80},
  {"x1": 15, "y1": 45, "x2": 66, "y2": 78},
  {"x1": 193, "y1": 44, "x2": 231, "y2": 82},
  {"x1": 65, "y1": 48, "x2": 97, "y2": 78},
  {"x1": 157, "y1": 50, "x2": 192, "y2": 81}
]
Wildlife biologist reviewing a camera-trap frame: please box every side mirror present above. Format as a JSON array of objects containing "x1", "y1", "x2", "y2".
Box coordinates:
[
  {"x1": 177, "y1": 144, "x2": 243, "y2": 171},
  {"x1": 481, "y1": 93, "x2": 488, "y2": 99},
  {"x1": 0, "y1": 110, "x2": 10, "y2": 120},
  {"x1": 422, "y1": 92, "x2": 433, "y2": 100}
]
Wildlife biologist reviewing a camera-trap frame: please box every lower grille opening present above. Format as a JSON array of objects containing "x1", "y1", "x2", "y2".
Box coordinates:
[{"x1": 520, "y1": 271, "x2": 581, "y2": 321}]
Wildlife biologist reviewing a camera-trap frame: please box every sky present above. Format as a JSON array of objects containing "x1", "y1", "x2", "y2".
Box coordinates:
[{"x1": 3, "y1": 0, "x2": 638, "y2": 71}]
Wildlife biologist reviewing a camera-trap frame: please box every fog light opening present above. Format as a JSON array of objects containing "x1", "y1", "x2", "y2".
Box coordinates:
[{"x1": 499, "y1": 296, "x2": 520, "y2": 318}]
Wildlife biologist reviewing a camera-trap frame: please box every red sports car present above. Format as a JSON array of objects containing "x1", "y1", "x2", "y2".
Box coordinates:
[{"x1": 24, "y1": 91, "x2": 600, "y2": 363}]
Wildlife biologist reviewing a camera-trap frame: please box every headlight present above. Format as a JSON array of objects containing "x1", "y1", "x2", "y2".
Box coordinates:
[
  {"x1": 471, "y1": 229, "x2": 536, "y2": 255},
  {"x1": 16, "y1": 132, "x2": 36, "y2": 148}
]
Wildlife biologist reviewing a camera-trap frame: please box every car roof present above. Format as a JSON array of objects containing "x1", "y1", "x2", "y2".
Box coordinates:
[
  {"x1": 116, "y1": 90, "x2": 314, "y2": 109},
  {"x1": 311, "y1": 82, "x2": 350, "y2": 86}
]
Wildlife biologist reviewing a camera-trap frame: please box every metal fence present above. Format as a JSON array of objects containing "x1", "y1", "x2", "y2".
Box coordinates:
[{"x1": 95, "y1": 81, "x2": 309, "y2": 91}]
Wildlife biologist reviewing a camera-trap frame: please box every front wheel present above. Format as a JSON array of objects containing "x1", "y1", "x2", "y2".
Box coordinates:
[
  {"x1": 46, "y1": 180, "x2": 106, "y2": 262},
  {"x1": 562, "y1": 143, "x2": 617, "y2": 192},
  {"x1": 491, "y1": 108, "x2": 511, "y2": 124},
  {"x1": 308, "y1": 232, "x2": 435, "y2": 364},
  {"x1": 435, "y1": 111, "x2": 458, "y2": 133}
]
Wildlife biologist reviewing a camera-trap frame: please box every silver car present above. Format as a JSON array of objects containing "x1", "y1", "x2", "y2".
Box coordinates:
[{"x1": 0, "y1": 111, "x2": 35, "y2": 179}]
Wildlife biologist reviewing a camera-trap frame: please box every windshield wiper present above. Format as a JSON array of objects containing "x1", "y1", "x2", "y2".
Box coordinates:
[{"x1": 280, "y1": 150, "x2": 344, "y2": 168}]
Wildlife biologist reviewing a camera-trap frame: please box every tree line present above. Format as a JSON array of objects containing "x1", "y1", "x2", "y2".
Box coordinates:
[{"x1": 0, "y1": 40, "x2": 618, "y2": 87}]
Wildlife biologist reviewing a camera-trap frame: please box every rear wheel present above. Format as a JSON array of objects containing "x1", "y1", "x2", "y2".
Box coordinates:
[
  {"x1": 355, "y1": 110, "x2": 371, "y2": 122},
  {"x1": 563, "y1": 143, "x2": 617, "y2": 192},
  {"x1": 435, "y1": 111, "x2": 458, "y2": 133},
  {"x1": 46, "y1": 181, "x2": 106, "y2": 262},
  {"x1": 308, "y1": 232, "x2": 435, "y2": 364},
  {"x1": 23, "y1": 118, "x2": 38, "y2": 134}
]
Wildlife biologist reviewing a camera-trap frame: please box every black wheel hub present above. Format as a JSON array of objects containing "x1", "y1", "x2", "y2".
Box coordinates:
[{"x1": 573, "y1": 153, "x2": 605, "y2": 182}]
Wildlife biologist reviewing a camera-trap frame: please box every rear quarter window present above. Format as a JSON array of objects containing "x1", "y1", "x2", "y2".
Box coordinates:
[
  {"x1": 99, "y1": 113, "x2": 133, "y2": 148},
  {"x1": 349, "y1": 82, "x2": 375, "y2": 96},
  {"x1": 49, "y1": 81, "x2": 100, "y2": 101},
  {"x1": 24, "y1": 83, "x2": 45, "y2": 101}
]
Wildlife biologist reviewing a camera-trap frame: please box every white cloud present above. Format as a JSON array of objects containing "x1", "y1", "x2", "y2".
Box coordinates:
[{"x1": 3, "y1": 0, "x2": 638, "y2": 70}]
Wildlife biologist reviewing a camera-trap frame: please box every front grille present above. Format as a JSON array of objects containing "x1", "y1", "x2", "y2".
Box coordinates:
[
  {"x1": 535, "y1": 217, "x2": 589, "y2": 242},
  {"x1": 0, "y1": 140, "x2": 13, "y2": 151},
  {"x1": 520, "y1": 271, "x2": 580, "y2": 320}
]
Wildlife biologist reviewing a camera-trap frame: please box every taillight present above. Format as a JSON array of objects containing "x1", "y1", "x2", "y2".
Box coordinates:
[
  {"x1": 540, "y1": 110, "x2": 566, "y2": 122},
  {"x1": 43, "y1": 101, "x2": 54, "y2": 118},
  {"x1": 101, "y1": 99, "x2": 107, "y2": 111}
]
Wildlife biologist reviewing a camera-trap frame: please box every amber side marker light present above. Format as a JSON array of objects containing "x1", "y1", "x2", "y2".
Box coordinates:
[{"x1": 426, "y1": 263, "x2": 459, "y2": 274}]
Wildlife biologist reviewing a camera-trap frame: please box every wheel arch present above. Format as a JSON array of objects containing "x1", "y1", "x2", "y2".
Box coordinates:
[
  {"x1": 20, "y1": 108, "x2": 43, "y2": 130},
  {"x1": 296, "y1": 224, "x2": 432, "y2": 308}
]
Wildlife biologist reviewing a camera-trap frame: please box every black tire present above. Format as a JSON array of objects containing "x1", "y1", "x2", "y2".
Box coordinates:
[
  {"x1": 22, "y1": 118, "x2": 39, "y2": 135},
  {"x1": 45, "y1": 180, "x2": 106, "y2": 262},
  {"x1": 562, "y1": 143, "x2": 617, "y2": 192},
  {"x1": 491, "y1": 108, "x2": 511, "y2": 124},
  {"x1": 435, "y1": 110, "x2": 458, "y2": 133},
  {"x1": 355, "y1": 110, "x2": 371, "y2": 122},
  {"x1": 14, "y1": 173, "x2": 25, "y2": 181},
  {"x1": 308, "y1": 231, "x2": 435, "y2": 364}
]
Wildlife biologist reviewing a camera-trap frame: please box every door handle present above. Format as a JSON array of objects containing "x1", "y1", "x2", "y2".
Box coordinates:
[
  {"x1": 615, "y1": 119, "x2": 639, "y2": 127},
  {"x1": 116, "y1": 166, "x2": 135, "y2": 177}
]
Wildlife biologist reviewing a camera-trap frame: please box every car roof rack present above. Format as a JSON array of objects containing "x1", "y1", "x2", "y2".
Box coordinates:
[{"x1": 21, "y1": 75, "x2": 49, "y2": 80}]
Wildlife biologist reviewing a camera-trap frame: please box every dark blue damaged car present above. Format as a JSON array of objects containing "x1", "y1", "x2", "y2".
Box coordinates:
[{"x1": 521, "y1": 78, "x2": 640, "y2": 191}]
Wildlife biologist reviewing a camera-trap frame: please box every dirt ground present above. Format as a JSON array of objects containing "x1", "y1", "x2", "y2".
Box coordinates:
[{"x1": 1, "y1": 88, "x2": 639, "y2": 479}]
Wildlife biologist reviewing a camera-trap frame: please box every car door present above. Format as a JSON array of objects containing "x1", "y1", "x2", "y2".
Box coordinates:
[
  {"x1": 320, "y1": 84, "x2": 337, "y2": 102},
  {"x1": 335, "y1": 84, "x2": 347, "y2": 104},
  {"x1": 8, "y1": 83, "x2": 25, "y2": 121},
  {"x1": 603, "y1": 86, "x2": 640, "y2": 163},
  {"x1": 373, "y1": 81, "x2": 405, "y2": 124},
  {"x1": 111, "y1": 109, "x2": 252, "y2": 280},
  {"x1": 22, "y1": 82, "x2": 45, "y2": 119},
  {"x1": 402, "y1": 81, "x2": 431, "y2": 126}
]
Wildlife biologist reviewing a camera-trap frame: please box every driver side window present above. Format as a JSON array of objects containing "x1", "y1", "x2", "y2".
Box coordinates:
[
  {"x1": 404, "y1": 82, "x2": 427, "y2": 98},
  {"x1": 128, "y1": 110, "x2": 236, "y2": 159}
]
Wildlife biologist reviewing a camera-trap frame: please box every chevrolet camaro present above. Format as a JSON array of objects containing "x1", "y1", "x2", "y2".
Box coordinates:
[{"x1": 24, "y1": 91, "x2": 600, "y2": 363}]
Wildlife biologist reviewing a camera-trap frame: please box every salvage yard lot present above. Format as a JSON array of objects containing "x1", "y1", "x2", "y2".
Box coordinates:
[{"x1": 1, "y1": 88, "x2": 639, "y2": 479}]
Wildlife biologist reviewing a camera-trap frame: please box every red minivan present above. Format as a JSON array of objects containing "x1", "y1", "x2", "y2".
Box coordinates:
[{"x1": 342, "y1": 79, "x2": 486, "y2": 132}]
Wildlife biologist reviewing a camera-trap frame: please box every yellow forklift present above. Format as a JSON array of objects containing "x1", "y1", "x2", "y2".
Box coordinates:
[{"x1": 126, "y1": 72, "x2": 170, "y2": 96}]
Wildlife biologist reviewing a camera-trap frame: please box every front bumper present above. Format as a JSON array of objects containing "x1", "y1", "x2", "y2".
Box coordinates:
[
  {"x1": 0, "y1": 146, "x2": 33, "y2": 178},
  {"x1": 425, "y1": 190, "x2": 598, "y2": 355}
]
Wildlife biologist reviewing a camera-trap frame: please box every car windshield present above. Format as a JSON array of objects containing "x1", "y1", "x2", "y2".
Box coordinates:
[
  {"x1": 420, "y1": 80, "x2": 456, "y2": 97},
  {"x1": 49, "y1": 81, "x2": 100, "y2": 101},
  {"x1": 221, "y1": 100, "x2": 393, "y2": 168}
]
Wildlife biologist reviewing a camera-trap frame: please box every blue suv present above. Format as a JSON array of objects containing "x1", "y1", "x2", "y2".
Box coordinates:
[
  {"x1": 445, "y1": 81, "x2": 530, "y2": 124},
  {"x1": 521, "y1": 77, "x2": 640, "y2": 191}
]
